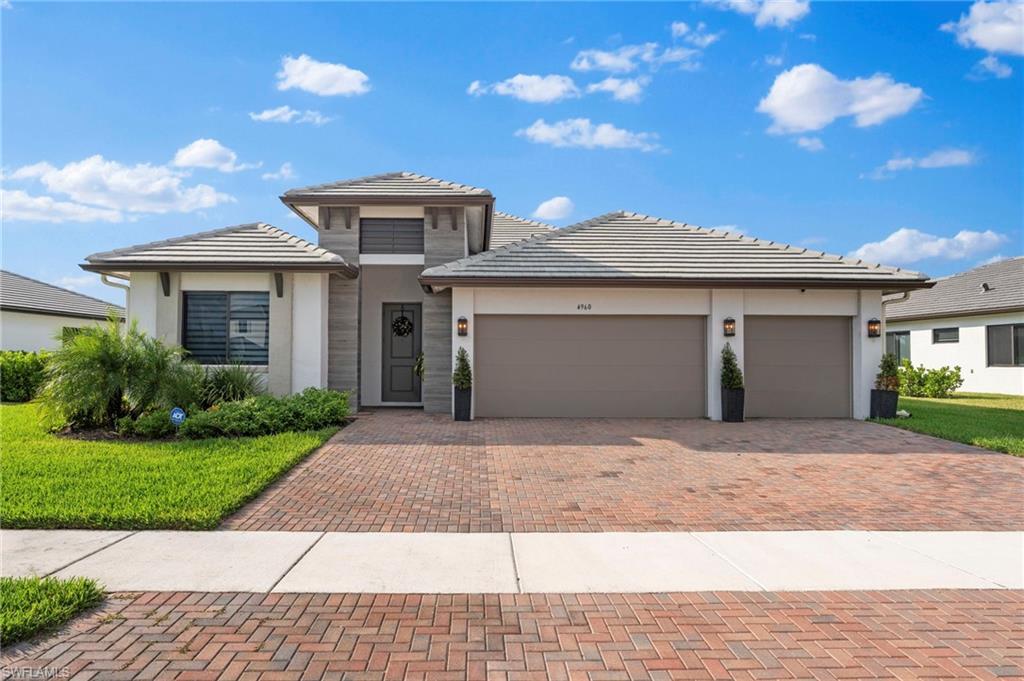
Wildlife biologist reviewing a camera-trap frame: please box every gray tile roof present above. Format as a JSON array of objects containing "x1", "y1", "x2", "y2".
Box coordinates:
[
  {"x1": 421, "y1": 211, "x2": 932, "y2": 291},
  {"x1": 488, "y1": 212, "x2": 555, "y2": 249},
  {"x1": 1, "y1": 270, "x2": 124, "y2": 320},
  {"x1": 282, "y1": 171, "x2": 493, "y2": 201},
  {"x1": 885, "y1": 256, "x2": 1023, "y2": 321},
  {"x1": 81, "y1": 223, "x2": 357, "y2": 276}
]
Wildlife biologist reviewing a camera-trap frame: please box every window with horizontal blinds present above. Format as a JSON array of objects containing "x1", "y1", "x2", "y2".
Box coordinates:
[
  {"x1": 183, "y1": 292, "x2": 269, "y2": 365},
  {"x1": 987, "y1": 323, "x2": 1024, "y2": 367},
  {"x1": 932, "y1": 327, "x2": 959, "y2": 344},
  {"x1": 359, "y1": 218, "x2": 425, "y2": 254}
]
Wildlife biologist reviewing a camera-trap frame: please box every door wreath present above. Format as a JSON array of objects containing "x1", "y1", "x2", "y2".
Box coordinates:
[{"x1": 391, "y1": 315, "x2": 414, "y2": 337}]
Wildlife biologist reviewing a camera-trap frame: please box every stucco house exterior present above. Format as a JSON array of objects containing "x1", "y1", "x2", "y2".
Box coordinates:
[
  {"x1": 0, "y1": 270, "x2": 124, "y2": 351},
  {"x1": 884, "y1": 257, "x2": 1023, "y2": 395},
  {"x1": 81, "y1": 171, "x2": 932, "y2": 420}
]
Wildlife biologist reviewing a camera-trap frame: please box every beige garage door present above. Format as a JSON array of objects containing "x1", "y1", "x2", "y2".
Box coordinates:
[
  {"x1": 474, "y1": 315, "x2": 705, "y2": 417},
  {"x1": 744, "y1": 316, "x2": 851, "y2": 418}
]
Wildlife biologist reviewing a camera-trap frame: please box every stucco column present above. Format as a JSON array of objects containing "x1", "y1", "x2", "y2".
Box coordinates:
[
  {"x1": 707, "y1": 289, "x2": 745, "y2": 421},
  {"x1": 155, "y1": 272, "x2": 180, "y2": 344},
  {"x1": 852, "y1": 289, "x2": 883, "y2": 419},
  {"x1": 291, "y1": 273, "x2": 329, "y2": 391},
  {"x1": 451, "y1": 287, "x2": 475, "y2": 419},
  {"x1": 128, "y1": 272, "x2": 159, "y2": 337},
  {"x1": 267, "y1": 273, "x2": 293, "y2": 395}
]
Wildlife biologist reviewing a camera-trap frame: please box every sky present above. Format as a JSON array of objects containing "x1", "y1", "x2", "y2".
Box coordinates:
[{"x1": 2, "y1": 1, "x2": 1022, "y2": 305}]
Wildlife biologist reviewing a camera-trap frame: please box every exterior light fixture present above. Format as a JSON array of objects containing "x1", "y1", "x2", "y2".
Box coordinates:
[
  {"x1": 867, "y1": 318, "x2": 881, "y2": 338},
  {"x1": 457, "y1": 316, "x2": 469, "y2": 337},
  {"x1": 723, "y1": 317, "x2": 736, "y2": 337}
]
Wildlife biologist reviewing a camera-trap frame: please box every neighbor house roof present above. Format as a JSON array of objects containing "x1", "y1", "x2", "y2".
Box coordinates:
[
  {"x1": 885, "y1": 256, "x2": 1023, "y2": 322},
  {"x1": 421, "y1": 211, "x2": 932, "y2": 292},
  {"x1": 1, "y1": 270, "x2": 124, "y2": 321},
  {"x1": 81, "y1": 223, "x2": 357, "y2": 276},
  {"x1": 488, "y1": 212, "x2": 555, "y2": 249},
  {"x1": 281, "y1": 171, "x2": 493, "y2": 204}
]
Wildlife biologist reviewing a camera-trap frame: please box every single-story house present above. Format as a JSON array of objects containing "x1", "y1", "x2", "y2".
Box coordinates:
[
  {"x1": 81, "y1": 171, "x2": 932, "y2": 419},
  {"x1": 885, "y1": 257, "x2": 1023, "y2": 395},
  {"x1": 0, "y1": 270, "x2": 125, "y2": 351}
]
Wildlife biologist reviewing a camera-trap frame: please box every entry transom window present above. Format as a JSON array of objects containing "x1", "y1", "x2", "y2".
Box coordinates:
[
  {"x1": 359, "y1": 218, "x2": 425, "y2": 254},
  {"x1": 885, "y1": 331, "x2": 911, "y2": 363},
  {"x1": 932, "y1": 327, "x2": 959, "y2": 344},
  {"x1": 182, "y1": 291, "x2": 269, "y2": 365},
  {"x1": 987, "y1": 323, "x2": 1024, "y2": 367}
]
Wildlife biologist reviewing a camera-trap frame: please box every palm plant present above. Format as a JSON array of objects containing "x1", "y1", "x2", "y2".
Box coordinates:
[{"x1": 203, "y1": 363, "x2": 264, "y2": 405}]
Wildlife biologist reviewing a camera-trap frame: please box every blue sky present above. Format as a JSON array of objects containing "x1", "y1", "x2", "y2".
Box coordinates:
[{"x1": 3, "y1": 1, "x2": 1022, "y2": 304}]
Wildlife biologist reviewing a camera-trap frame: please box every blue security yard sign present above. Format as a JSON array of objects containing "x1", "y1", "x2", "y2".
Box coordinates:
[{"x1": 169, "y1": 407, "x2": 187, "y2": 427}]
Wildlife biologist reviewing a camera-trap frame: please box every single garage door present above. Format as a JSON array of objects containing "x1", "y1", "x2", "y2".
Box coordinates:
[
  {"x1": 744, "y1": 316, "x2": 851, "y2": 418},
  {"x1": 474, "y1": 315, "x2": 705, "y2": 417}
]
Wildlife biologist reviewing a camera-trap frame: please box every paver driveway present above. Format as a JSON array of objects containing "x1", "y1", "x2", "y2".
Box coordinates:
[{"x1": 224, "y1": 410, "x2": 1024, "y2": 533}]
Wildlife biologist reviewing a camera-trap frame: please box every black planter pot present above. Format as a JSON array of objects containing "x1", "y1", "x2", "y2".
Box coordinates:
[
  {"x1": 721, "y1": 387, "x2": 745, "y2": 423},
  {"x1": 870, "y1": 389, "x2": 898, "y2": 419},
  {"x1": 453, "y1": 387, "x2": 472, "y2": 421}
]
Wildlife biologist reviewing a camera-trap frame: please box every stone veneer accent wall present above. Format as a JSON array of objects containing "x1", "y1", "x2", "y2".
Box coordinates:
[
  {"x1": 318, "y1": 207, "x2": 361, "y2": 410},
  {"x1": 422, "y1": 207, "x2": 465, "y2": 413}
]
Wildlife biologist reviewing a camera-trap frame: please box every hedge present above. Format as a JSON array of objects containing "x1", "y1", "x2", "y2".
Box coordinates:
[{"x1": 0, "y1": 351, "x2": 48, "y2": 402}]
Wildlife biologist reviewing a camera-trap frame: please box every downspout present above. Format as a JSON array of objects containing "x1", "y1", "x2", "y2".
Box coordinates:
[
  {"x1": 880, "y1": 291, "x2": 911, "y2": 336},
  {"x1": 100, "y1": 273, "x2": 130, "y2": 322}
]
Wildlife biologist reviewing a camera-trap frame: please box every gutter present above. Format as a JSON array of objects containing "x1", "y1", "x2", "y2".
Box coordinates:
[{"x1": 419, "y1": 275, "x2": 935, "y2": 293}]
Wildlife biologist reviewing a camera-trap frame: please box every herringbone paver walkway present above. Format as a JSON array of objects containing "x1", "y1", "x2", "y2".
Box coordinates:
[{"x1": 3, "y1": 590, "x2": 1021, "y2": 680}]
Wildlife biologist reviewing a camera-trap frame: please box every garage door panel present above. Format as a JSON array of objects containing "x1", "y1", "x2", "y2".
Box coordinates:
[
  {"x1": 479, "y1": 339, "x2": 705, "y2": 368},
  {"x1": 476, "y1": 316, "x2": 702, "y2": 342},
  {"x1": 477, "y1": 389, "x2": 704, "y2": 418},
  {"x1": 480, "y1": 362, "x2": 704, "y2": 392},
  {"x1": 745, "y1": 339, "x2": 847, "y2": 366}
]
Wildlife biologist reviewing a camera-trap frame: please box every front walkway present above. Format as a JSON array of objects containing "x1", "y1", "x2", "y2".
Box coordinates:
[{"x1": 224, "y1": 410, "x2": 1024, "y2": 532}]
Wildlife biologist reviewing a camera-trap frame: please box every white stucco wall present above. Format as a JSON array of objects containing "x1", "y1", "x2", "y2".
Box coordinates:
[
  {"x1": 359, "y1": 265, "x2": 425, "y2": 405},
  {"x1": 0, "y1": 310, "x2": 107, "y2": 351},
  {"x1": 292, "y1": 273, "x2": 329, "y2": 391},
  {"x1": 886, "y1": 311, "x2": 1024, "y2": 395}
]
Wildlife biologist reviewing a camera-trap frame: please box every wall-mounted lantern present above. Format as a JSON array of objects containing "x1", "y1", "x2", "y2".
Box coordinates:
[
  {"x1": 723, "y1": 317, "x2": 736, "y2": 337},
  {"x1": 457, "y1": 316, "x2": 469, "y2": 337},
  {"x1": 867, "y1": 318, "x2": 881, "y2": 338}
]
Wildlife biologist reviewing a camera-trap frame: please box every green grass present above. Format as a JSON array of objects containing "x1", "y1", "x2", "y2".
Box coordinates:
[
  {"x1": 0, "y1": 403, "x2": 337, "y2": 529},
  {"x1": 1, "y1": 576, "x2": 104, "y2": 645},
  {"x1": 876, "y1": 392, "x2": 1024, "y2": 456}
]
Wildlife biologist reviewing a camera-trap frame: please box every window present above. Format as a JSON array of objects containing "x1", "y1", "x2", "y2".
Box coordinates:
[
  {"x1": 359, "y1": 218, "x2": 425, "y2": 254},
  {"x1": 987, "y1": 323, "x2": 1024, "y2": 367},
  {"x1": 182, "y1": 292, "x2": 269, "y2": 365},
  {"x1": 932, "y1": 327, "x2": 959, "y2": 344},
  {"x1": 885, "y1": 331, "x2": 911, "y2": 363}
]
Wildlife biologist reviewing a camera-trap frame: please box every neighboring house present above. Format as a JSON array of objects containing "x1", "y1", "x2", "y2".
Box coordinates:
[
  {"x1": 0, "y1": 270, "x2": 125, "y2": 351},
  {"x1": 885, "y1": 257, "x2": 1023, "y2": 395},
  {"x1": 81, "y1": 171, "x2": 931, "y2": 420}
]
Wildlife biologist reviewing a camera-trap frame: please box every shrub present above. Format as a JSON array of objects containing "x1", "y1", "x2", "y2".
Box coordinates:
[
  {"x1": 452, "y1": 348, "x2": 472, "y2": 390},
  {"x1": 0, "y1": 351, "x2": 48, "y2": 402},
  {"x1": 721, "y1": 343, "x2": 743, "y2": 390},
  {"x1": 160, "y1": 361, "x2": 208, "y2": 410},
  {"x1": 203, "y1": 364, "x2": 264, "y2": 405},
  {"x1": 177, "y1": 388, "x2": 348, "y2": 439},
  {"x1": 875, "y1": 353, "x2": 900, "y2": 391},
  {"x1": 131, "y1": 409, "x2": 177, "y2": 439},
  {"x1": 898, "y1": 360, "x2": 964, "y2": 398}
]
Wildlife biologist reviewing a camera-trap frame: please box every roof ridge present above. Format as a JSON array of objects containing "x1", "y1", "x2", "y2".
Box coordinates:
[
  {"x1": 283, "y1": 170, "x2": 492, "y2": 197},
  {"x1": 493, "y1": 211, "x2": 555, "y2": 230},
  {"x1": 0, "y1": 269, "x2": 125, "y2": 310}
]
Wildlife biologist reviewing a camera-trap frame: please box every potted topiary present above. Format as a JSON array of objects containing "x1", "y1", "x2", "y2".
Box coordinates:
[
  {"x1": 721, "y1": 343, "x2": 745, "y2": 423},
  {"x1": 452, "y1": 347, "x2": 472, "y2": 421},
  {"x1": 870, "y1": 352, "x2": 900, "y2": 418}
]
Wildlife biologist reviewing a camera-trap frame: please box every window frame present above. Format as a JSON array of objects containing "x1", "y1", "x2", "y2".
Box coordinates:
[
  {"x1": 931, "y1": 327, "x2": 959, "y2": 344},
  {"x1": 885, "y1": 330, "x2": 911, "y2": 363},
  {"x1": 986, "y1": 323, "x2": 1024, "y2": 368},
  {"x1": 181, "y1": 290, "x2": 270, "y2": 366}
]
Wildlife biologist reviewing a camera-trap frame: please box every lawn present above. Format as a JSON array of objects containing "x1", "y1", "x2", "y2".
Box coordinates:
[
  {"x1": 0, "y1": 576, "x2": 104, "y2": 645},
  {"x1": 0, "y1": 403, "x2": 336, "y2": 529},
  {"x1": 876, "y1": 392, "x2": 1024, "y2": 456}
]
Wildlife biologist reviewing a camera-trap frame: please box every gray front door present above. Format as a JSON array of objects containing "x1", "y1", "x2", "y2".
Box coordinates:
[{"x1": 382, "y1": 303, "x2": 422, "y2": 403}]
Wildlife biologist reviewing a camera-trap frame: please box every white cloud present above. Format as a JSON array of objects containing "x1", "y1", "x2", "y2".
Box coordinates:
[
  {"x1": 467, "y1": 74, "x2": 580, "y2": 103},
  {"x1": 978, "y1": 253, "x2": 1011, "y2": 266},
  {"x1": 850, "y1": 227, "x2": 1007, "y2": 265},
  {"x1": 173, "y1": 139, "x2": 259, "y2": 173},
  {"x1": 249, "y1": 105, "x2": 333, "y2": 125},
  {"x1": 533, "y1": 196, "x2": 575, "y2": 221},
  {"x1": 764, "y1": 54, "x2": 784, "y2": 67},
  {"x1": 1, "y1": 1, "x2": 12, "y2": 10},
  {"x1": 670, "y1": 21, "x2": 722, "y2": 48},
  {"x1": 796, "y1": 136, "x2": 824, "y2": 152},
  {"x1": 1, "y1": 189, "x2": 124, "y2": 223},
  {"x1": 586, "y1": 76, "x2": 649, "y2": 102},
  {"x1": 757, "y1": 63, "x2": 925, "y2": 133},
  {"x1": 262, "y1": 162, "x2": 295, "y2": 181},
  {"x1": 941, "y1": 1, "x2": 1024, "y2": 56},
  {"x1": 863, "y1": 148, "x2": 976, "y2": 179},
  {"x1": 711, "y1": 224, "x2": 744, "y2": 234},
  {"x1": 516, "y1": 118, "x2": 661, "y2": 152},
  {"x1": 55, "y1": 275, "x2": 99, "y2": 292},
  {"x1": 571, "y1": 43, "x2": 699, "y2": 73},
  {"x1": 971, "y1": 54, "x2": 1014, "y2": 79},
  {"x1": 276, "y1": 54, "x2": 370, "y2": 96},
  {"x1": 704, "y1": 0, "x2": 810, "y2": 28}
]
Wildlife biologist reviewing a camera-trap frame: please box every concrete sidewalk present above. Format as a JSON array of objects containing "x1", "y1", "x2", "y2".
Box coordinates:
[{"x1": 3, "y1": 529, "x2": 1021, "y2": 593}]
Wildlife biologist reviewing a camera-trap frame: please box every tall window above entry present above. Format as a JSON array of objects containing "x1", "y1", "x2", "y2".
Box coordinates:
[
  {"x1": 359, "y1": 218, "x2": 425, "y2": 254},
  {"x1": 182, "y1": 291, "x2": 270, "y2": 365}
]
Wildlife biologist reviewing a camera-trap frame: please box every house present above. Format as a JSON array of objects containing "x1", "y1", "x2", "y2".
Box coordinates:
[
  {"x1": 884, "y1": 257, "x2": 1023, "y2": 395},
  {"x1": 80, "y1": 171, "x2": 932, "y2": 419},
  {"x1": 0, "y1": 270, "x2": 125, "y2": 351}
]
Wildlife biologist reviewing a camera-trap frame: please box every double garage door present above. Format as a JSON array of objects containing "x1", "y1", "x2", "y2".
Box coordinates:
[{"x1": 473, "y1": 314, "x2": 851, "y2": 418}]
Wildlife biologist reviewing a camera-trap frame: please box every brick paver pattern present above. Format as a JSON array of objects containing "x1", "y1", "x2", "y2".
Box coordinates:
[
  {"x1": 2, "y1": 590, "x2": 1021, "y2": 680},
  {"x1": 224, "y1": 410, "x2": 1024, "y2": 532}
]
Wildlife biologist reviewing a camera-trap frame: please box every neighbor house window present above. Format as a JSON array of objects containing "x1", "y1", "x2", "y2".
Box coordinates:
[
  {"x1": 986, "y1": 323, "x2": 1024, "y2": 367},
  {"x1": 932, "y1": 327, "x2": 959, "y2": 344},
  {"x1": 359, "y1": 218, "x2": 425, "y2": 254},
  {"x1": 182, "y1": 291, "x2": 269, "y2": 365},
  {"x1": 885, "y1": 331, "x2": 911, "y2": 363}
]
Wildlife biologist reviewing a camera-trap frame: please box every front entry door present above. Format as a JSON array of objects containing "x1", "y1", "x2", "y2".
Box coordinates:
[{"x1": 382, "y1": 303, "x2": 422, "y2": 403}]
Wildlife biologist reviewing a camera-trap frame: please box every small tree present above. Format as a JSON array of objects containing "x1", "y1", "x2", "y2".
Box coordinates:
[
  {"x1": 721, "y1": 343, "x2": 743, "y2": 390},
  {"x1": 875, "y1": 352, "x2": 900, "y2": 392},
  {"x1": 452, "y1": 347, "x2": 472, "y2": 390}
]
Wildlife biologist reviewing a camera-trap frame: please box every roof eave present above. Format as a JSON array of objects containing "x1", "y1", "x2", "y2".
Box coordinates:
[
  {"x1": 885, "y1": 304, "x2": 1024, "y2": 323},
  {"x1": 0, "y1": 303, "x2": 124, "y2": 321},
  {"x1": 80, "y1": 262, "x2": 360, "y2": 278}
]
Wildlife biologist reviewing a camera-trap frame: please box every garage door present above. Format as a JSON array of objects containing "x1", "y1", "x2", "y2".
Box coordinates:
[
  {"x1": 744, "y1": 316, "x2": 851, "y2": 418},
  {"x1": 474, "y1": 315, "x2": 705, "y2": 417}
]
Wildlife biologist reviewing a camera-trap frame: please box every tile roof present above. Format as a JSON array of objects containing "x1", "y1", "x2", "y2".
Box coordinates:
[
  {"x1": 81, "y1": 223, "x2": 357, "y2": 276},
  {"x1": 488, "y1": 212, "x2": 555, "y2": 249},
  {"x1": 1, "y1": 270, "x2": 124, "y2": 320},
  {"x1": 282, "y1": 171, "x2": 492, "y2": 201},
  {"x1": 422, "y1": 211, "x2": 932, "y2": 291},
  {"x1": 885, "y1": 256, "x2": 1023, "y2": 321}
]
